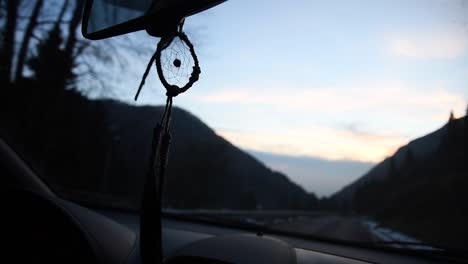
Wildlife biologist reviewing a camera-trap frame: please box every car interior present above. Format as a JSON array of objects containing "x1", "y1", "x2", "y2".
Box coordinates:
[
  {"x1": 3, "y1": 135, "x2": 464, "y2": 263},
  {"x1": 2, "y1": 0, "x2": 467, "y2": 263}
]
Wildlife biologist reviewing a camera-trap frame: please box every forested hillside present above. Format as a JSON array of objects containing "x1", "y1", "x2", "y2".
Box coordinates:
[{"x1": 331, "y1": 113, "x2": 468, "y2": 248}]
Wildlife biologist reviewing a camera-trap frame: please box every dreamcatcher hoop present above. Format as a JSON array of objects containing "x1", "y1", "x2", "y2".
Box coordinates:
[
  {"x1": 155, "y1": 31, "x2": 200, "y2": 97},
  {"x1": 134, "y1": 23, "x2": 200, "y2": 101}
]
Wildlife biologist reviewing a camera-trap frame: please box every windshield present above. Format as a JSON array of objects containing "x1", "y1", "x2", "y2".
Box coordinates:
[{"x1": 1, "y1": 0, "x2": 467, "y2": 256}]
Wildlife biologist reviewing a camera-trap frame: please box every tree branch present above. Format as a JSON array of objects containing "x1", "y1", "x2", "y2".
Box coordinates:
[
  {"x1": 36, "y1": 19, "x2": 71, "y2": 25},
  {"x1": 15, "y1": 0, "x2": 44, "y2": 81},
  {"x1": 73, "y1": 41, "x2": 92, "y2": 60}
]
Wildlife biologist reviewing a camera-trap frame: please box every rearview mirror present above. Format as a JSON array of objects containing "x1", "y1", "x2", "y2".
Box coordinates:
[{"x1": 82, "y1": 0, "x2": 227, "y2": 40}]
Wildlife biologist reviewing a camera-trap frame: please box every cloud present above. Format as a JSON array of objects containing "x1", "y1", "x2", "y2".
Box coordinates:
[
  {"x1": 200, "y1": 81, "x2": 466, "y2": 162},
  {"x1": 196, "y1": 81, "x2": 466, "y2": 119},
  {"x1": 388, "y1": 31, "x2": 468, "y2": 59},
  {"x1": 216, "y1": 127, "x2": 407, "y2": 163},
  {"x1": 202, "y1": 81, "x2": 467, "y2": 162}
]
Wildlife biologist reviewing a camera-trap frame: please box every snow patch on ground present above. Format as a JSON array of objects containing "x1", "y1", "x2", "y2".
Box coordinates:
[{"x1": 365, "y1": 220, "x2": 436, "y2": 250}]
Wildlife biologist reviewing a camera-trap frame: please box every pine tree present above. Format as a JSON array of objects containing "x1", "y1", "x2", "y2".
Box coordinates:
[
  {"x1": 28, "y1": 25, "x2": 73, "y2": 94},
  {"x1": 389, "y1": 156, "x2": 397, "y2": 178},
  {"x1": 465, "y1": 104, "x2": 468, "y2": 119},
  {"x1": 0, "y1": 0, "x2": 19, "y2": 85},
  {"x1": 464, "y1": 104, "x2": 467, "y2": 160},
  {"x1": 404, "y1": 149, "x2": 415, "y2": 171}
]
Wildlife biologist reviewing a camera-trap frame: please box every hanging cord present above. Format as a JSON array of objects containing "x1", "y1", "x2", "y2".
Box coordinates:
[
  {"x1": 134, "y1": 50, "x2": 158, "y2": 101},
  {"x1": 160, "y1": 96, "x2": 173, "y2": 131},
  {"x1": 140, "y1": 96, "x2": 173, "y2": 264},
  {"x1": 164, "y1": 97, "x2": 173, "y2": 133}
]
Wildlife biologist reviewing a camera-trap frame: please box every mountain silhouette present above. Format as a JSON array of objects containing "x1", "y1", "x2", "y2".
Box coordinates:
[
  {"x1": 103, "y1": 100, "x2": 317, "y2": 210},
  {"x1": 331, "y1": 123, "x2": 448, "y2": 207},
  {"x1": 331, "y1": 115, "x2": 468, "y2": 248},
  {"x1": 1, "y1": 82, "x2": 317, "y2": 212}
]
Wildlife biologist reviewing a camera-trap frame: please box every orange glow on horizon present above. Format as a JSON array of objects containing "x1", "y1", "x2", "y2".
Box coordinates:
[{"x1": 216, "y1": 129, "x2": 409, "y2": 163}]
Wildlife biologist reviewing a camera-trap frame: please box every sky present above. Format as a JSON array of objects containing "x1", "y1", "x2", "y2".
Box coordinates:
[{"x1": 92, "y1": 0, "x2": 468, "y2": 196}]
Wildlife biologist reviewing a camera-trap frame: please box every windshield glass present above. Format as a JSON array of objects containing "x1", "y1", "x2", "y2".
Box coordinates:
[{"x1": 1, "y1": 0, "x2": 467, "y2": 255}]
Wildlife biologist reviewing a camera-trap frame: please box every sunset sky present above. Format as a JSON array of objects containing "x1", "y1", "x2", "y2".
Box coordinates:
[{"x1": 95, "y1": 0, "x2": 468, "y2": 195}]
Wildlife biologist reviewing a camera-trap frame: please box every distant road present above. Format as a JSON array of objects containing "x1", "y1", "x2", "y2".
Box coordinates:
[
  {"x1": 104, "y1": 209, "x2": 378, "y2": 243},
  {"x1": 163, "y1": 210, "x2": 377, "y2": 242},
  {"x1": 267, "y1": 215, "x2": 377, "y2": 242},
  {"x1": 163, "y1": 209, "x2": 378, "y2": 242}
]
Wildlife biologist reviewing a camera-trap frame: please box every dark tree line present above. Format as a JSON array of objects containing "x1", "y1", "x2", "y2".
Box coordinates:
[
  {"x1": 3, "y1": 0, "x2": 300, "y2": 212},
  {"x1": 351, "y1": 111, "x2": 468, "y2": 248},
  {"x1": 1, "y1": 0, "x2": 83, "y2": 86},
  {"x1": 3, "y1": 0, "x2": 295, "y2": 212},
  {"x1": 0, "y1": 0, "x2": 121, "y2": 203},
  {"x1": 15, "y1": 0, "x2": 43, "y2": 81},
  {"x1": 0, "y1": 0, "x2": 143, "y2": 94},
  {"x1": 0, "y1": 0, "x2": 18, "y2": 85}
]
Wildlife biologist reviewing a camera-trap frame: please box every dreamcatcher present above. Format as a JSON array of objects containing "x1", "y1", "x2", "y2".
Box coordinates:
[
  {"x1": 133, "y1": 21, "x2": 201, "y2": 264},
  {"x1": 134, "y1": 22, "x2": 200, "y2": 100}
]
